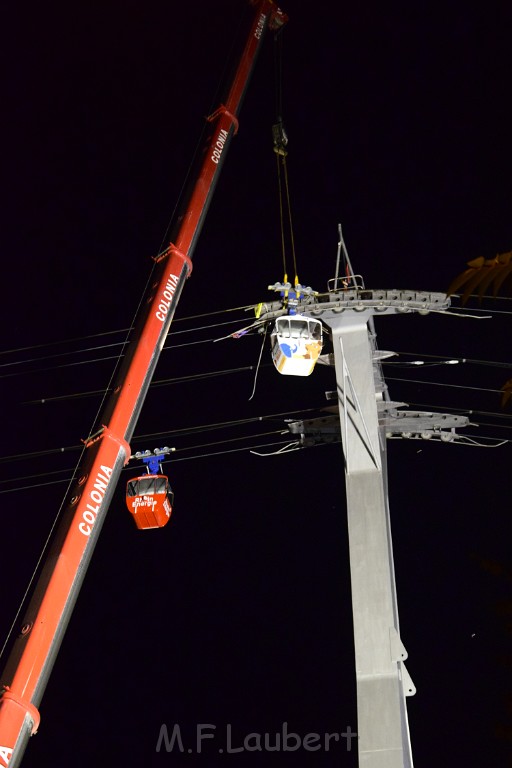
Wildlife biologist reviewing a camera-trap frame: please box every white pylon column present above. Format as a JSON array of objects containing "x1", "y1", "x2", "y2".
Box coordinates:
[{"x1": 324, "y1": 309, "x2": 415, "y2": 768}]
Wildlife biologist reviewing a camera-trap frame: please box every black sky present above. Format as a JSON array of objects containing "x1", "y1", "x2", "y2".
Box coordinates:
[{"x1": 2, "y1": 1, "x2": 512, "y2": 766}]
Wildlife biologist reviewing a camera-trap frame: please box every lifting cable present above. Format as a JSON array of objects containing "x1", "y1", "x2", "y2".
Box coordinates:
[{"x1": 272, "y1": 26, "x2": 299, "y2": 293}]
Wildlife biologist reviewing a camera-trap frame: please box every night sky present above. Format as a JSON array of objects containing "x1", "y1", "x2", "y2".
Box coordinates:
[{"x1": 2, "y1": 1, "x2": 512, "y2": 766}]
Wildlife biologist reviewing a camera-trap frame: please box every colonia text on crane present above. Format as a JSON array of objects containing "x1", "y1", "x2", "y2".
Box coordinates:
[
  {"x1": 78, "y1": 465, "x2": 113, "y2": 537},
  {"x1": 210, "y1": 128, "x2": 228, "y2": 165},
  {"x1": 155, "y1": 273, "x2": 180, "y2": 323}
]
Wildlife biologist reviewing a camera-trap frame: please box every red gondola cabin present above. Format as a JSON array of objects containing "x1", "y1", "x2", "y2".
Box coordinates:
[{"x1": 126, "y1": 474, "x2": 174, "y2": 530}]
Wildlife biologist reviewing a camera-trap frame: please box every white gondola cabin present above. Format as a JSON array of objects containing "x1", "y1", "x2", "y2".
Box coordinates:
[
  {"x1": 126, "y1": 474, "x2": 174, "y2": 530},
  {"x1": 270, "y1": 314, "x2": 323, "y2": 376}
]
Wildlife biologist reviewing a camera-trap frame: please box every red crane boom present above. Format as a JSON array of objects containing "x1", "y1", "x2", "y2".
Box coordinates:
[{"x1": 0, "y1": 2, "x2": 287, "y2": 765}]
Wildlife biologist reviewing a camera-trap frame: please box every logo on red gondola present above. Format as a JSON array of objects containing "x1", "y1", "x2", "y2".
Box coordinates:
[
  {"x1": 133, "y1": 495, "x2": 158, "y2": 512},
  {"x1": 156, "y1": 273, "x2": 180, "y2": 322},
  {"x1": 78, "y1": 465, "x2": 113, "y2": 536}
]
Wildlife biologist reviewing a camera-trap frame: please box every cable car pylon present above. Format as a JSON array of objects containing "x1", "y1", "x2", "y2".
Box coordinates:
[{"x1": 255, "y1": 228, "x2": 471, "y2": 767}]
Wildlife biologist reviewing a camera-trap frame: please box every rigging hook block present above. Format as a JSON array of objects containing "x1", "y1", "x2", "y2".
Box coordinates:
[{"x1": 272, "y1": 120, "x2": 288, "y2": 156}]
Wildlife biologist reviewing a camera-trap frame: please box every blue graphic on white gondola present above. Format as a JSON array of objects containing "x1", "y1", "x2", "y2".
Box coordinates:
[{"x1": 280, "y1": 342, "x2": 298, "y2": 357}]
